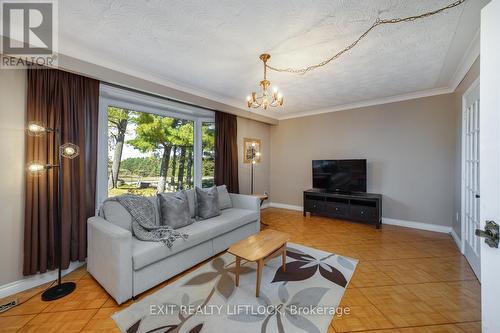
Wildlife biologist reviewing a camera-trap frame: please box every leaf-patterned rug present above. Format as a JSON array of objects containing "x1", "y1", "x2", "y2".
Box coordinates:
[{"x1": 112, "y1": 243, "x2": 358, "y2": 333}]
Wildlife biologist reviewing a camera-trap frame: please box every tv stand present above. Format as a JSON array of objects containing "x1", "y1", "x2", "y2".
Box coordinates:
[{"x1": 303, "y1": 189, "x2": 382, "y2": 228}]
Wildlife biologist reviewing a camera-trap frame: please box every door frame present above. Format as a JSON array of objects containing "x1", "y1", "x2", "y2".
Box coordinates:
[{"x1": 460, "y1": 77, "x2": 480, "y2": 256}]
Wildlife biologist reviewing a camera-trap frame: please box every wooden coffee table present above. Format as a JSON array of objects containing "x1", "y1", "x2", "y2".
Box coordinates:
[{"x1": 228, "y1": 229, "x2": 290, "y2": 297}]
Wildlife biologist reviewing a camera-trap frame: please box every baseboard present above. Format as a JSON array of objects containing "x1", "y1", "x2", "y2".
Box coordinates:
[
  {"x1": 261, "y1": 202, "x2": 270, "y2": 209},
  {"x1": 269, "y1": 202, "x2": 303, "y2": 212},
  {"x1": 450, "y1": 229, "x2": 463, "y2": 253},
  {"x1": 0, "y1": 261, "x2": 85, "y2": 299},
  {"x1": 267, "y1": 203, "x2": 454, "y2": 234},
  {"x1": 382, "y1": 218, "x2": 452, "y2": 234}
]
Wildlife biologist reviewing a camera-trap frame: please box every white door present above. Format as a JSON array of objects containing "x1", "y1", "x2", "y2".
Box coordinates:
[
  {"x1": 461, "y1": 79, "x2": 481, "y2": 279},
  {"x1": 479, "y1": 1, "x2": 500, "y2": 332}
]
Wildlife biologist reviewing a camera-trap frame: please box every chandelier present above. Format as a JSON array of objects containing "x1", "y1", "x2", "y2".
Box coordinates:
[
  {"x1": 244, "y1": 1, "x2": 464, "y2": 110},
  {"x1": 246, "y1": 54, "x2": 283, "y2": 110}
]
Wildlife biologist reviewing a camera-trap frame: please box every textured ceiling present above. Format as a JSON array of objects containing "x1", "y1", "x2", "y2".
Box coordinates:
[{"x1": 58, "y1": 0, "x2": 484, "y2": 119}]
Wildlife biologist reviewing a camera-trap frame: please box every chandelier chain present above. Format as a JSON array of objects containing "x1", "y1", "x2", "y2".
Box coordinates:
[{"x1": 266, "y1": 0, "x2": 467, "y2": 75}]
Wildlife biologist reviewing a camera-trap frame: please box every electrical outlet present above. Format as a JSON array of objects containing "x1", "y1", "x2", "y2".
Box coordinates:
[{"x1": 0, "y1": 299, "x2": 18, "y2": 313}]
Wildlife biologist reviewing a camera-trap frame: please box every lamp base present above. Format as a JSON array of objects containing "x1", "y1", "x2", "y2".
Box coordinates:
[{"x1": 41, "y1": 282, "x2": 76, "y2": 301}]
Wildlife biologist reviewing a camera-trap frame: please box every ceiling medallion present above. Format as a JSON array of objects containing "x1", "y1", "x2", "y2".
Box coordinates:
[{"x1": 246, "y1": 54, "x2": 283, "y2": 110}]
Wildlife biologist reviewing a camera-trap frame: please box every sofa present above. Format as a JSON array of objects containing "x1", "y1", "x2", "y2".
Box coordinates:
[{"x1": 87, "y1": 189, "x2": 260, "y2": 304}]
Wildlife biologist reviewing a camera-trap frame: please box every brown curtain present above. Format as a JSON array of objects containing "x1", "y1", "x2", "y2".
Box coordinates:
[
  {"x1": 214, "y1": 112, "x2": 239, "y2": 193},
  {"x1": 24, "y1": 68, "x2": 99, "y2": 276}
]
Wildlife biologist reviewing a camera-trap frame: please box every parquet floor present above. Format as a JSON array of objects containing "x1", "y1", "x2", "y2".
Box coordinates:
[{"x1": 0, "y1": 208, "x2": 481, "y2": 332}]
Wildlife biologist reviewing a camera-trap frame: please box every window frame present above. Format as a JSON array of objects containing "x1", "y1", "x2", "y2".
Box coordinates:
[{"x1": 96, "y1": 84, "x2": 215, "y2": 208}]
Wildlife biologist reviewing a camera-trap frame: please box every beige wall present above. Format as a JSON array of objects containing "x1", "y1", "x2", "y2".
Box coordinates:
[
  {"x1": 270, "y1": 94, "x2": 457, "y2": 227},
  {"x1": 237, "y1": 117, "x2": 271, "y2": 195},
  {"x1": 0, "y1": 69, "x2": 26, "y2": 286},
  {"x1": 452, "y1": 58, "x2": 480, "y2": 237}
]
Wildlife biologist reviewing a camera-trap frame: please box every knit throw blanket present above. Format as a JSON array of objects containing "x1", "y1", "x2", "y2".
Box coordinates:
[{"x1": 105, "y1": 195, "x2": 188, "y2": 248}]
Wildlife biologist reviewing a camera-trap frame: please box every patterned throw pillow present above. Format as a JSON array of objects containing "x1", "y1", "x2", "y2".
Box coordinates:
[
  {"x1": 157, "y1": 191, "x2": 194, "y2": 229},
  {"x1": 195, "y1": 186, "x2": 221, "y2": 220}
]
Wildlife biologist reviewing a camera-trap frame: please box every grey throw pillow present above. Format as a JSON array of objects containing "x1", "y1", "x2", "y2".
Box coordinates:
[
  {"x1": 195, "y1": 186, "x2": 221, "y2": 220},
  {"x1": 217, "y1": 185, "x2": 232, "y2": 210},
  {"x1": 184, "y1": 188, "x2": 197, "y2": 218},
  {"x1": 158, "y1": 191, "x2": 194, "y2": 229}
]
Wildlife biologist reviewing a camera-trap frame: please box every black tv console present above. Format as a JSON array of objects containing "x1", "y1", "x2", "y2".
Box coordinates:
[{"x1": 303, "y1": 189, "x2": 382, "y2": 228}]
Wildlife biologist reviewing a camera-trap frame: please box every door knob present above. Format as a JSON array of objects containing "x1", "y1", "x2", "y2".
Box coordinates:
[{"x1": 476, "y1": 221, "x2": 499, "y2": 248}]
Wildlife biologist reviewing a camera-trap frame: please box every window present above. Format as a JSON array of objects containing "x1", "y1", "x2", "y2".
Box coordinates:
[
  {"x1": 107, "y1": 108, "x2": 195, "y2": 197},
  {"x1": 97, "y1": 85, "x2": 215, "y2": 205}
]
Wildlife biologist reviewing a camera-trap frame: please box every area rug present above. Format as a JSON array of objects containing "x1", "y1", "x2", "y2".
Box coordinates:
[{"x1": 112, "y1": 243, "x2": 358, "y2": 333}]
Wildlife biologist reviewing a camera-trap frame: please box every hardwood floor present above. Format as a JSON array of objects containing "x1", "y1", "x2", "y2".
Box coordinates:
[{"x1": 0, "y1": 208, "x2": 481, "y2": 332}]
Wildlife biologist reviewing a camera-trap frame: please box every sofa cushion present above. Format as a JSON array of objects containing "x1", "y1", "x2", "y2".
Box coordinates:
[
  {"x1": 132, "y1": 208, "x2": 258, "y2": 270},
  {"x1": 102, "y1": 196, "x2": 160, "y2": 231},
  {"x1": 217, "y1": 185, "x2": 232, "y2": 210},
  {"x1": 202, "y1": 208, "x2": 258, "y2": 236},
  {"x1": 196, "y1": 186, "x2": 220, "y2": 219},
  {"x1": 158, "y1": 191, "x2": 194, "y2": 229},
  {"x1": 132, "y1": 220, "x2": 215, "y2": 270}
]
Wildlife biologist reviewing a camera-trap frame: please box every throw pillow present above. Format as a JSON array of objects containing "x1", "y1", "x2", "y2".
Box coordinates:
[
  {"x1": 195, "y1": 186, "x2": 221, "y2": 219},
  {"x1": 158, "y1": 191, "x2": 194, "y2": 229},
  {"x1": 217, "y1": 185, "x2": 232, "y2": 210},
  {"x1": 184, "y1": 188, "x2": 197, "y2": 218}
]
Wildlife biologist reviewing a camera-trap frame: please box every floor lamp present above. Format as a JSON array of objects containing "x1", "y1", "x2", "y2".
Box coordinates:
[
  {"x1": 249, "y1": 142, "x2": 261, "y2": 194},
  {"x1": 27, "y1": 121, "x2": 80, "y2": 301}
]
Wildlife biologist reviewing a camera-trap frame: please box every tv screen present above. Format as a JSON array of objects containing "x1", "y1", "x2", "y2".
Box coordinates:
[{"x1": 312, "y1": 159, "x2": 367, "y2": 193}]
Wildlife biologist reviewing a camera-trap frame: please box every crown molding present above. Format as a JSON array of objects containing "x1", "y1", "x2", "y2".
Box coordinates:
[
  {"x1": 276, "y1": 86, "x2": 453, "y2": 120},
  {"x1": 275, "y1": 28, "x2": 480, "y2": 121},
  {"x1": 449, "y1": 28, "x2": 480, "y2": 91}
]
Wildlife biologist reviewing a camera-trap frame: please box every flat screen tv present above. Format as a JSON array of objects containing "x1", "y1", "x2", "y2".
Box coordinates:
[{"x1": 312, "y1": 159, "x2": 367, "y2": 193}]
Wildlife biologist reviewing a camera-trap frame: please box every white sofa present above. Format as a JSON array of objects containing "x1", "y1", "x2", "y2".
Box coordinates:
[{"x1": 87, "y1": 192, "x2": 260, "y2": 304}]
